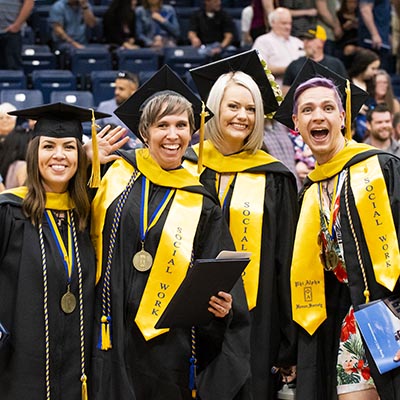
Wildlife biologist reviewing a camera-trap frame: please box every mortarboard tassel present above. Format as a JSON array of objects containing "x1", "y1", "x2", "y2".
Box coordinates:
[
  {"x1": 189, "y1": 356, "x2": 197, "y2": 399},
  {"x1": 100, "y1": 315, "x2": 112, "y2": 350},
  {"x1": 81, "y1": 374, "x2": 88, "y2": 400},
  {"x1": 197, "y1": 102, "x2": 208, "y2": 174},
  {"x1": 345, "y1": 80, "x2": 352, "y2": 141},
  {"x1": 88, "y1": 109, "x2": 101, "y2": 188}
]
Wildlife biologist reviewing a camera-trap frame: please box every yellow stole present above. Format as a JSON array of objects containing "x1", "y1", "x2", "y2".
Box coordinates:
[
  {"x1": 291, "y1": 143, "x2": 400, "y2": 335},
  {"x1": 4, "y1": 186, "x2": 75, "y2": 210},
  {"x1": 186, "y1": 141, "x2": 278, "y2": 309}
]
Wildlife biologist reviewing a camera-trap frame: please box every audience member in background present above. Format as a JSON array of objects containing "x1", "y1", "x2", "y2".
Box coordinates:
[
  {"x1": 241, "y1": 4, "x2": 254, "y2": 48},
  {"x1": 49, "y1": 0, "x2": 97, "y2": 66},
  {"x1": 103, "y1": 0, "x2": 140, "y2": 50},
  {"x1": 370, "y1": 69, "x2": 400, "y2": 114},
  {"x1": 249, "y1": 0, "x2": 274, "y2": 39},
  {"x1": 0, "y1": 127, "x2": 32, "y2": 189},
  {"x1": 282, "y1": 25, "x2": 347, "y2": 94},
  {"x1": 135, "y1": 0, "x2": 180, "y2": 49},
  {"x1": 316, "y1": 0, "x2": 343, "y2": 56},
  {"x1": 335, "y1": 0, "x2": 359, "y2": 67},
  {"x1": 263, "y1": 119, "x2": 302, "y2": 189},
  {"x1": 277, "y1": 0, "x2": 318, "y2": 38},
  {"x1": 0, "y1": 103, "x2": 17, "y2": 140},
  {"x1": 348, "y1": 48, "x2": 381, "y2": 141},
  {"x1": 0, "y1": 0, "x2": 34, "y2": 70},
  {"x1": 393, "y1": 111, "x2": 400, "y2": 140},
  {"x1": 96, "y1": 71, "x2": 141, "y2": 149},
  {"x1": 288, "y1": 128, "x2": 316, "y2": 185},
  {"x1": 188, "y1": 0, "x2": 236, "y2": 59},
  {"x1": 358, "y1": 0, "x2": 392, "y2": 72},
  {"x1": 253, "y1": 7, "x2": 304, "y2": 87},
  {"x1": 363, "y1": 103, "x2": 400, "y2": 156}
]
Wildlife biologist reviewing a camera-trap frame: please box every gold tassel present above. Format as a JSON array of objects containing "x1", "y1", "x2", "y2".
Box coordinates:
[
  {"x1": 345, "y1": 80, "x2": 352, "y2": 141},
  {"x1": 88, "y1": 109, "x2": 101, "y2": 188},
  {"x1": 192, "y1": 389, "x2": 197, "y2": 399},
  {"x1": 100, "y1": 315, "x2": 112, "y2": 350},
  {"x1": 81, "y1": 374, "x2": 88, "y2": 400},
  {"x1": 197, "y1": 102, "x2": 208, "y2": 174}
]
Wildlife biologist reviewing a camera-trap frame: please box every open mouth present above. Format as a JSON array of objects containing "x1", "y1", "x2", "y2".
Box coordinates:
[
  {"x1": 311, "y1": 128, "x2": 329, "y2": 140},
  {"x1": 50, "y1": 164, "x2": 67, "y2": 171},
  {"x1": 162, "y1": 144, "x2": 180, "y2": 151}
]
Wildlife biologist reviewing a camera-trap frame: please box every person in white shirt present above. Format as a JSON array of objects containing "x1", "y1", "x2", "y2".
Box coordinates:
[{"x1": 252, "y1": 7, "x2": 304, "y2": 87}]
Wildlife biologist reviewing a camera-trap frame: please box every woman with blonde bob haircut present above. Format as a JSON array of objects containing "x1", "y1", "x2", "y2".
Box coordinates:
[
  {"x1": 205, "y1": 70, "x2": 265, "y2": 154},
  {"x1": 185, "y1": 50, "x2": 299, "y2": 399}
]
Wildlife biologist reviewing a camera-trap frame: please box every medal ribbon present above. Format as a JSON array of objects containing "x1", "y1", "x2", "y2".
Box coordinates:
[
  {"x1": 291, "y1": 183, "x2": 327, "y2": 335},
  {"x1": 139, "y1": 175, "x2": 174, "y2": 243},
  {"x1": 135, "y1": 189, "x2": 203, "y2": 340},
  {"x1": 319, "y1": 173, "x2": 345, "y2": 241},
  {"x1": 45, "y1": 210, "x2": 74, "y2": 284},
  {"x1": 350, "y1": 155, "x2": 400, "y2": 291},
  {"x1": 229, "y1": 173, "x2": 265, "y2": 310}
]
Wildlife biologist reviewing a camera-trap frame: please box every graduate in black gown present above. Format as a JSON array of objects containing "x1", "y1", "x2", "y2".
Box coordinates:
[
  {"x1": 0, "y1": 103, "x2": 112, "y2": 400},
  {"x1": 184, "y1": 50, "x2": 299, "y2": 399},
  {"x1": 90, "y1": 65, "x2": 251, "y2": 400},
  {"x1": 274, "y1": 59, "x2": 400, "y2": 400}
]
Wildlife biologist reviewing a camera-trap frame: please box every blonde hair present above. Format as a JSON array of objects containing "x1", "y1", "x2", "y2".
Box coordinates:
[{"x1": 205, "y1": 71, "x2": 265, "y2": 154}]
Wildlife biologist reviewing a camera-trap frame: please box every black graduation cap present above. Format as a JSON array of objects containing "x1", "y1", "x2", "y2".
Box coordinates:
[
  {"x1": 273, "y1": 58, "x2": 369, "y2": 133},
  {"x1": 114, "y1": 65, "x2": 213, "y2": 142},
  {"x1": 9, "y1": 102, "x2": 110, "y2": 142},
  {"x1": 189, "y1": 49, "x2": 280, "y2": 116}
]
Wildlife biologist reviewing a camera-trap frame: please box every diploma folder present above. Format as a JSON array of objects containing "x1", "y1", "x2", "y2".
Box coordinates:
[
  {"x1": 155, "y1": 251, "x2": 250, "y2": 329},
  {"x1": 354, "y1": 295, "x2": 400, "y2": 374}
]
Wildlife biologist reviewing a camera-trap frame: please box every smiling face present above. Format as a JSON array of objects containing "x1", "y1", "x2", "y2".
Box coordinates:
[
  {"x1": 147, "y1": 108, "x2": 191, "y2": 170},
  {"x1": 292, "y1": 86, "x2": 346, "y2": 164},
  {"x1": 218, "y1": 82, "x2": 255, "y2": 155},
  {"x1": 38, "y1": 136, "x2": 78, "y2": 193},
  {"x1": 367, "y1": 110, "x2": 393, "y2": 142}
]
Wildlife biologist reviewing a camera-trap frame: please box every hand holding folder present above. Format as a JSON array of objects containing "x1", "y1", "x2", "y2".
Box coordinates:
[{"x1": 155, "y1": 251, "x2": 251, "y2": 329}]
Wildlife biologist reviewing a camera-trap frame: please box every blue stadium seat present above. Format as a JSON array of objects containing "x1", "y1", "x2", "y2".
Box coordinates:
[
  {"x1": 163, "y1": 46, "x2": 208, "y2": 78},
  {"x1": 70, "y1": 46, "x2": 113, "y2": 83},
  {"x1": 138, "y1": 70, "x2": 158, "y2": 85},
  {"x1": 90, "y1": 70, "x2": 119, "y2": 106},
  {"x1": 50, "y1": 90, "x2": 95, "y2": 108},
  {"x1": 0, "y1": 89, "x2": 44, "y2": 109},
  {"x1": 32, "y1": 69, "x2": 77, "y2": 103},
  {"x1": 22, "y1": 44, "x2": 57, "y2": 75},
  {"x1": 390, "y1": 74, "x2": 400, "y2": 98},
  {"x1": 0, "y1": 70, "x2": 27, "y2": 90},
  {"x1": 116, "y1": 48, "x2": 159, "y2": 73}
]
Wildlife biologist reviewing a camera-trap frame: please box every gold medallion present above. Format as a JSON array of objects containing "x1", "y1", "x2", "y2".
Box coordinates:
[
  {"x1": 133, "y1": 249, "x2": 153, "y2": 272},
  {"x1": 61, "y1": 289, "x2": 76, "y2": 314}
]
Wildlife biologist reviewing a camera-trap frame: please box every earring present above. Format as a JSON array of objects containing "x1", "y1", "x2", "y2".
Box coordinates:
[
  {"x1": 341, "y1": 125, "x2": 345, "y2": 130},
  {"x1": 294, "y1": 127, "x2": 299, "y2": 132}
]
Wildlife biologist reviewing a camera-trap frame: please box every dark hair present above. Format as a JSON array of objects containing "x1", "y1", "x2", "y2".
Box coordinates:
[
  {"x1": 347, "y1": 48, "x2": 380, "y2": 78},
  {"x1": 116, "y1": 71, "x2": 139, "y2": 86},
  {"x1": 366, "y1": 103, "x2": 391, "y2": 122},
  {"x1": 293, "y1": 77, "x2": 344, "y2": 115},
  {"x1": 0, "y1": 127, "x2": 32, "y2": 179},
  {"x1": 22, "y1": 137, "x2": 90, "y2": 231}
]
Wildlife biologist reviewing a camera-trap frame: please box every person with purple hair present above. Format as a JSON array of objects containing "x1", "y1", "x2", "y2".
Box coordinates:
[{"x1": 274, "y1": 67, "x2": 400, "y2": 399}]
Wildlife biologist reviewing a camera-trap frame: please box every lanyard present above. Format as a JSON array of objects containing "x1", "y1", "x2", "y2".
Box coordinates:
[
  {"x1": 45, "y1": 210, "x2": 74, "y2": 284},
  {"x1": 139, "y1": 175, "x2": 175, "y2": 243}
]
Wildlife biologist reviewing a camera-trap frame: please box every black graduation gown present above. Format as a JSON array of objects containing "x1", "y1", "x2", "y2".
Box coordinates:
[
  {"x1": 296, "y1": 151, "x2": 400, "y2": 400},
  {"x1": 185, "y1": 147, "x2": 299, "y2": 399},
  {"x1": 91, "y1": 150, "x2": 252, "y2": 400},
  {"x1": 0, "y1": 192, "x2": 96, "y2": 400}
]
